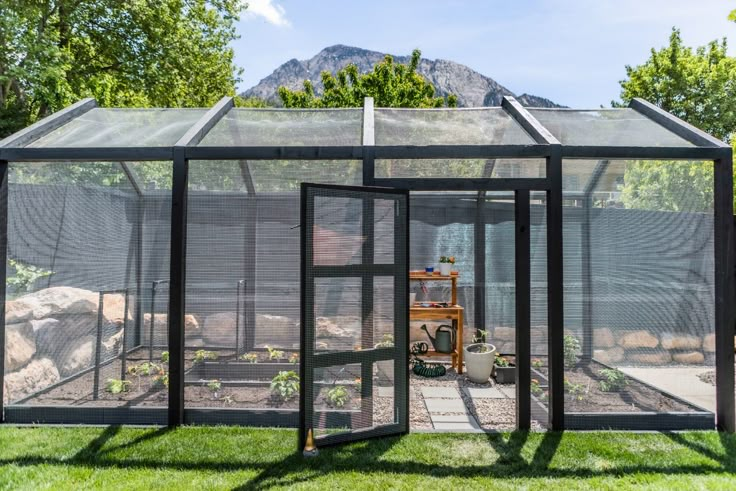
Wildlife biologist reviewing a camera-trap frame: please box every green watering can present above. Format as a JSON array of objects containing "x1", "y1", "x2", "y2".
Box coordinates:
[{"x1": 421, "y1": 324, "x2": 456, "y2": 353}]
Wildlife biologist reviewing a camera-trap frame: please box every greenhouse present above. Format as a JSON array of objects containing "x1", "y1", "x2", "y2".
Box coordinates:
[{"x1": 0, "y1": 95, "x2": 733, "y2": 449}]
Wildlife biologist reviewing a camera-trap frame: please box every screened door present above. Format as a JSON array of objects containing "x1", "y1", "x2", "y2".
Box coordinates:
[{"x1": 299, "y1": 183, "x2": 409, "y2": 449}]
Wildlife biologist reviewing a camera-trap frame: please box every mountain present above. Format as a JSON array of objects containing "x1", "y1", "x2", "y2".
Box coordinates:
[{"x1": 241, "y1": 45, "x2": 561, "y2": 108}]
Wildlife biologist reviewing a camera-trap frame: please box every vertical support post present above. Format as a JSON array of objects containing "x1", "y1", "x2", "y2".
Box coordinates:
[
  {"x1": 474, "y1": 160, "x2": 495, "y2": 336},
  {"x1": 93, "y1": 292, "x2": 105, "y2": 400},
  {"x1": 168, "y1": 149, "x2": 188, "y2": 427},
  {"x1": 395, "y1": 192, "x2": 410, "y2": 433},
  {"x1": 134, "y1": 203, "x2": 144, "y2": 348},
  {"x1": 299, "y1": 183, "x2": 313, "y2": 451},
  {"x1": 120, "y1": 289, "x2": 130, "y2": 380},
  {"x1": 515, "y1": 190, "x2": 531, "y2": 430},
  {"x1": 235, "y1": 279, "x2": 245, "y2": 357},
  {"x1": 714, "y1": 153, "x2": 735, "y2": 432},
  {"x1": 149, "y1": 281, "x2": 157, "y2": 363},
  {"x1": 0, "y1": 160, "x2": 8, "y2": 422},
  {"x1": 244, "y1": 196, "x2": 257, "y2": 352},
  {"x1": 546, "y1": 146, "x2": 564, "y2": 430},
  {"x1": 360, "y1": 195, "x2": 375, "y2": 429},
  {"x1": 362, "y1": 97, "x2": 375, "y2": 186}
]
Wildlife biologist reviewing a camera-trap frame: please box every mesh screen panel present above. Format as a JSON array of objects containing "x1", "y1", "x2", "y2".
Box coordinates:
[
  {"x1": 376, "y1": 158, "x2": 546, "y2": 179},
  {"x1": 529, "y1": 109, "x2": 695, "y2": 147},
  {"x1": 374, "y1": 108, "x2": 535, "y2": 145},
  {"x1": 303, "y1": 185, "x2": 408, "y2": 445},
  {"x1": 27, "y1": 109, "x2": 206, "y2": 148},
  {"x1": 562, "y1": 159, "x2": 715, "y2": 425},
  {"x1": 4, "y1": 161, "x2": 171, "y2": 416},
  {"x1": 199, "y1": 109, "x2": 362, "y2": 147}
]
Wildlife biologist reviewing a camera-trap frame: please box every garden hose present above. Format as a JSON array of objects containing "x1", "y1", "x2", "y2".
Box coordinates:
[{"x1": 410, "y1": 342, "x2": 446, "y2": 377}]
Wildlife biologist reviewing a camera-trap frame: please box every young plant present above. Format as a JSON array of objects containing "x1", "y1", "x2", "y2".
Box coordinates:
[
  {"x1": 532, "y1": 358, "x2": 543, "y2": 370},
  {"x1": 266, "y1": 345, "x2": 285, "y2": 361},
  {"x1": 472, "y1": 330, "x2": 493, "y2": 353},
  {"x1": 270, "y1": 370, "x2": 300, "y2": 402},
  {"x1": 193, "y1": 350, "x2": 218, "y2": 364},
  {"x1": 375, "y1": 333, "x2": 394, "y2": 348},
  {"x1": 136, "y1": 362, "x2": 160, "y2": 376},
  {"x1": 563, "y1": 334, "x2": 581, "y2": 369},
  {"x1": 598, "y1": 368, "x2": 628, "y2": 392},
  {"x1": 564, "y1": 377, "x2": 586, "y2": 401},
  {"x1": 530, "y1": 378, "x2": 543, "y2": 397},
  {"x1": 439, "y1": 256, "x2": 456, "y2": 264},
  {"x1": 154, "y1": 372, "x2": 169, "y2": 388},
  {"x1": 207, "y1": 379, "x2": 222, "y2": 394},
  {"x1": 289, "y1": 353, "x2": 299, "y2": 365},
  {"x1": 6, "y1": 258, "x2": 54, "y2": 296},
  {"x1": 161, "y1": 351, "x2": 169, "y2": 363},
  {"x1": 326, "y1": 385, "x2": 350, "y2": 408},
  {"x1": 105, "y1": 379, "x2": 131, "y2": 394},
  {"x1": 494, "y1": 355, "x2": 510, "y2": 367},
  {"x1": 241, "y1": 352, "x2": 258, "y2": 363}
]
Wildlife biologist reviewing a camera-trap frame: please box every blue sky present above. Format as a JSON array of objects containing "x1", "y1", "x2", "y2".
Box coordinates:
[{"x1": 234, "y1": 1, "x2": 735, "y2": 107}]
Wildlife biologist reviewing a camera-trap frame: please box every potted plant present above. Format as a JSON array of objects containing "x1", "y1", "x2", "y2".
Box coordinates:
[
  {"x1": 493, "y1": 355, "x2": 516, "y2": 384},
  {"x1": 463, "y1": 330, "x2": 496, "y2": 383},
  {"x1": 439, "y1": 256, "x2": 455, "y2": 276}
]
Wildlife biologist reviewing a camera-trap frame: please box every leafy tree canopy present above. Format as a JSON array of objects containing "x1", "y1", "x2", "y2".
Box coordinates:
[
  {"x1": 0, "y1": 0, "x2": 246, "y2": 138},
  {"x1": 278, "y1": 49, "x2": 457, "y2": 108},
  {"x1": 615, "y1": 27, "x2": 736, "y2": 212}
]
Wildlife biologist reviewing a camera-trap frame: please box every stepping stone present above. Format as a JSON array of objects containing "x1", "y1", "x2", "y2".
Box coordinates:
[
  {"x1": 497, "y1": 385, "x2": 516, "y2": 399},
  {"x1": 432, "y1": 414, "x2": 480, "y2": 430},
  {"x1": 421, "y1": 387, "x2": 461, "y2": 399},
  {"x1": 377, "y1": 386, "x2": 393, "y2": 398},
  {"x1": 463, "y1": 387, "x2": 505, "y2": 399},
  {"x1": 424, "y1": 397, "x2": 467, "y2": 413}
]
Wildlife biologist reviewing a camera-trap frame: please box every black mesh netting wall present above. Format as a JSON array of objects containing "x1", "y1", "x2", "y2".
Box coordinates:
[{"x1": 4, "y1": 161, "x2": 171, "y2": 415}]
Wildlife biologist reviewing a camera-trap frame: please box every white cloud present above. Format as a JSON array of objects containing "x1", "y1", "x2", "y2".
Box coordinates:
[{"x1": 245, "y1": 0, "x2": 291, "y2": 27}]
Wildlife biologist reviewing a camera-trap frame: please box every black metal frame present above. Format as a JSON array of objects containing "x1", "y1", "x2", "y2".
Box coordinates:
[
  {"x1": 0, "y1": 94, "x2": 732, "y2": 434},
  {"x1": 299, "y1": 182, "x2": 409, "y2": 450}
]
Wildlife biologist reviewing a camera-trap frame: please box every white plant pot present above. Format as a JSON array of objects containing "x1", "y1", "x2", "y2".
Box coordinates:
[
  {"x1": 409, "y1": 292, "x2": 417, "y2": 306},
  {"x1": 439, "y1": 263, "x2": 452, "y2": 276},
  {"x1": 463, "y1": 343, "x2": 497, "y2": 384}
]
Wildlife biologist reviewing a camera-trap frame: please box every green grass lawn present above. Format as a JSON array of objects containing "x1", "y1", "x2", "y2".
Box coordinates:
[{"x1": 1, "y1": 427, "x2": 735, "y2": 490}]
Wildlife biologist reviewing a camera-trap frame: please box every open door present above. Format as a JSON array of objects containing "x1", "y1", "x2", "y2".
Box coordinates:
[{"x1": 299, "y1": 183, "x2": 409, "y2": 450}]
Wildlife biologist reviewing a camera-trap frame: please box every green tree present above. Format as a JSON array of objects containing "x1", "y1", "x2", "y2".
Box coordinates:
[
  {"x1": 278, "y1": 49, "x2": 457, "y2": 108},
  {"x1": 0, "y1": 0, "x2": 245, "y2": 138},
  {"x1": 615, "y1": 28, "x2": 736, "y2": 212}
]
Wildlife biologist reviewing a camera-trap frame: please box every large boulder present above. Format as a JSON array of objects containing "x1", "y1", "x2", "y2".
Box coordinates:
[
  {"x1": 56, "y1": 335, "x2": 95, "y2": 377},
  {"x1": 3, "y1": 358, "x2": 59, "y2": 405},
  {"x1": 660, "y1": 333, "x2": 702, "y2": 351},
  {"x1": 5, "y1": 300, "x2": 33, "y2": 324},
  {"x1": 617, "y1": 330, "x2": 659, "y2": 349},
  {"x1": 702, "y1": 333, "x2": 716, "y2": 353},
  {"x1": 594, "y1": 346, "x2": 625, "y2": 364},
  {"x1": 32, "y1": 318, "x2": 63, "y2": 355},
  {"x1": 16, "y1": 287, "x2": 98, "y2": 319},
  {"x1": 255, "y1": 314, "x2": 297, "y2": 347},
  {"x1": 315, "y1": 316, "x2": 358, "y2": 350},
  {"x1": 672, "y1": 351, "x2": 705, "y2": 364},
  {"x1": 593, "y1": 328, "x2": 616, "y2": 349},
  {"x1": 627, "y1": 351, "x2": 671, "y2": 365},
  {"x1": 4, "y1": 322, "x2": 35, "y2": 372},
  {"x1": 203, "y1": 312, "x2": 242, "y2": 346},
  {"x1": 102, "y1": 329, "x2": 125, "y2": 358}
]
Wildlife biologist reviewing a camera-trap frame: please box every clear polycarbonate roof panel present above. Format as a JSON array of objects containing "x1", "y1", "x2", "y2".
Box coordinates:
[
  {"x1": 528, "y1": 108, "x2": 695, "y2": 147},
  {"x1": 199, "y1": 108, "x2": 363, "y2": 146},
  {"x1": 374, "y1": 108, "x2": 535, "y2": 146},
  {"x1": 27, "y1": 108, "x2": 207, "y2": 148}
]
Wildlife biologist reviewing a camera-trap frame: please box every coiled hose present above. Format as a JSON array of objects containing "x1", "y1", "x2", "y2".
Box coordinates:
[{"x1": 410, "y1": 342, "x2": 447, "y2": 377}]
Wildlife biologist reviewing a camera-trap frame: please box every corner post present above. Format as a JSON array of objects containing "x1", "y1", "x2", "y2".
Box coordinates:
[
  {"x1": 0, "y1": 161, "x2": 8, "y2": 422},
  {"x1": 515, "y1": 189, "x2": 531, "y2": 430}
]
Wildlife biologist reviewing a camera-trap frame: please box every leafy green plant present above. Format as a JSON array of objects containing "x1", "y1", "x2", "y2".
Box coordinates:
[
  {"x1": 326, "y1": 385, "x2": 350, "y2": 408},
  {"x1": 207, "y1": 379, "x2": 221, "y2": 393},
  {"x1": 532, "y1": 358, "x2": 543, "y2": 370},
  {"x1": 564, "y1": 377, "x2": 586, "y2": 401},
  {"x1": 598, "y1": 368, "x2": 628, "y2": 392},
  {"x1": 193, "y1": 350, "x2": 218, "y2": 364},
  {"x1": 154, "y1": 372, "x2": 169, "y2": 388},
  {"x1": 241, "y1": 353, "x2": 258, "y2": 363},
  {"x1": 289, "y1": 353, "x2": 299, "y2": 365},
  {"x1": 270, "y1": 371, "x2": 300, "y2": 402},
  {"x1": 161, "y1": 351, "x2": 169, "y2": 363},
  {"x1": 472, "y1": 330, "x2": 493, "y2": 353},
  {"x1": 531, "y1": 378, "x2": 544, "y2": 400},
  {"x1": 375, "y1": 333, "x2": 394, "y2": 348},
  {"x1": 6, "y1": 259, "x2": 54, "y2": 295},
  {"x1": 494, "y1": 355, "x2": 510, "y2": 367},
  {"x1": 105, "y1": 379, "x2": 131, "y2": 394},
  {"x1": 266, "y1": 346, "x2": 285, "y2": 361},
  {"x1": 563, "y1": 335, "x2": 581, "y2": 369}
]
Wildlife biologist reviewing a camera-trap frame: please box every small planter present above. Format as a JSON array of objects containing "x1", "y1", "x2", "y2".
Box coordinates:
[
  {"x1": 493, "y1": 363, "x2": 516, "y2": 384},
  {"x1": 439, "y1": 263, "x2": 452, "y2": 276},
  {"x1": 463, "y1": 343, "x2": 496, "y2": 383}
]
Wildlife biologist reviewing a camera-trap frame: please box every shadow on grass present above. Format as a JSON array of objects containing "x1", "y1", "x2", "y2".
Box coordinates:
[{"x1": 1, "y1": 427, "x2": 735, "y2": 488}]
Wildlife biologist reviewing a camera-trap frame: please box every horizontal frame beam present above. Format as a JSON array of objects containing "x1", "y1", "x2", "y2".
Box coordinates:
[
  {"x1": 0, "y1": 147, "x2": 173, "y2": 162},
  {"x1": 561, "y1": 146, "x2": 730, "y2": 160},
  {"x1": 186, "y1": 146, "x2": 363, "y2": 161},
  {"x1": 372, "y1": 177, "x2": 550, "y2": 191},
  {"x1": 373, "y1": 144, "x2": 551, "y2": 159}
]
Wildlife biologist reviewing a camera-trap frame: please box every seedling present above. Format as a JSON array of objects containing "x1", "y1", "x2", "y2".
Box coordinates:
[
  {"x1": 375, "y1": 333, "x2": 394, "y2": 348},
  {"x1": 326, "y1": 385, "x2": 350, "y2": 408},
  {"x1": 105, "y1": 379, "x2": 131, "y2": 394},
  {"x1": 207, "y1": 379, "x2": 222, "y2": 395},
  {"x1": 222, "y1": 395, "x2": 235, "y2": 406},
  {"x1": 472, "y1": 330, "x2": 493, "y2": 353},
  {"x1": 154, "y1": 372, "x2": 169, "y2": 388},
  {"x1": 193, "y1": 350, "x2": 218, "y2": 364},
  {"x1": 289, "y1": 353, "x2": 299, "y2": 365},
  {"x1": 161, "y1": 351, "x2": 169, "y2": 363},
  {"x1": 241, "y1": 352, "x2": 258, "y2": 363},
  {"x1": 266, "y1": 345, "x2": 285, "y2": 361},
  {"x1": 531, "y1": 378, "x2": 543, "y2": 397},
  {"x1": 563, "y1": 334, "x2": 581, "y2": 368},
  {"x1": 564, "y1": 377, "x2": 586, "y2": 401},
  {"x1": 598, "y1": 368, "x2": 628, "y2": 392},
  {"x1": 137, "y1": 362, "x2": 160, "y2": 376},
  {"x1": 532, "y1": 358, "x2": 543, "y2": 370},
  {"x1": 270, "y1": 370, "x2": 300, "y2": 402}
]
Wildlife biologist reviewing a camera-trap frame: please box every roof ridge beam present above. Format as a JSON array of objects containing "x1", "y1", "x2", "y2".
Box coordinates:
[
  {"x1": 0, "y1": 98, "x2": 97, "y2": 149},
  {"x1": 176, "y1": 96, "x2": 234, "y2": 148},
  {"x1": 629, "y1": 98, "x2": 729, "y2": 148},
  {"x1": 502, "y1": 96, "x2": 560, "y2": 145}
]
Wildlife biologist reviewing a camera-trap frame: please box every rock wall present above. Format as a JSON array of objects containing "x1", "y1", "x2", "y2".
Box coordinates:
[{"x1": 3, "y1": 287, "x2": 130, "y2": 404}]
